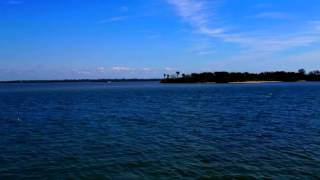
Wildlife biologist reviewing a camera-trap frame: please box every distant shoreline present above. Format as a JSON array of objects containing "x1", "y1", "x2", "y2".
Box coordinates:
[
  {"x1": 167, "y1": 81, "x2": 308, "y2": 84},
  {"x1": 0, "y1": 79, "x2": 161, "y2": 84},
  {"x1": 229, "y1": 81, "x2": 282, "y2": 84},
  {"x1": 161, "y1": 70, "x2": 320, "y2": 83}
]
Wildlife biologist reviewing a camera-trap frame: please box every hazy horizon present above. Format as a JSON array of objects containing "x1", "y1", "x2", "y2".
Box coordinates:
[{"x1": 1, "y1": 0, "x2": 320, "y2": 80}]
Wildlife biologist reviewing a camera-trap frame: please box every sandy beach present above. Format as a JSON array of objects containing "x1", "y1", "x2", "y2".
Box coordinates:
[{"x1": 229, "y1": 81, "x2": 282, "y2": 84}]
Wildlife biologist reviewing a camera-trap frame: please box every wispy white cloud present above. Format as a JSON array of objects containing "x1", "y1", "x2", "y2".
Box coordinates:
[
  {"x1": 164, "y1": 67, "x2": 175, "y2": 72},
  {"x1": 97, "y1": 16, "x2": 130, "y2": 23},
  {"x1": 97, "y1": 14, "x2": 147, "y2": 24},
  {"x1": 94, "y1": 66, "x2": 177, "y2": 77},
  {"x1": 96, "y1": 66, "x2": 158, "y2": 73},
  {"x1": 96, "y1": 66, "x2": 132, "y2": 73},
  {"x1": 71, "y1": 68, "x2": 91, "y2": 75},
  {"x1": 281, "y1": 49, "x2": 320, "y2": 70},
  {"x1": 96, "y1": 66, "x2": 107, "y2": 73},
  {"x1": 142, "y1": 67, "x2": 152, "y2": 71},
  {"x1": 168, "y1": 0, "x2": 320, "y2": 59},
  {"x1": 168, "y1": 0, "x2": 223, "y2": 36},
  {"x1": 111, "y1": 66, "x2": 133, "y2": 71}
]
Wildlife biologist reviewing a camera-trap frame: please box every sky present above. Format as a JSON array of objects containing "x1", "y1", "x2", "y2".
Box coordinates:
[{"x1": 1, "y1": 0, "x2": 320, "y2": 80}]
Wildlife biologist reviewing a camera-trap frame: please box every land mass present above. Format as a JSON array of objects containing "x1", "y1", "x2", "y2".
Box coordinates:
[
  {"x1": 0, "y1": 79, "x2": 161, "y2": 84},
  {"x1": 161, "y1": 69, "x2": 320, "y2": 83}
]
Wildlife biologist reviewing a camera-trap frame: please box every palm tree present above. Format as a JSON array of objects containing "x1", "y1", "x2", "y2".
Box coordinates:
[
  {"x1": 163, "y1": 73, "x2": 166, "y2": 79},
  {"x1": 176, "y1": 71, "x2": 180, "y2": 78},
  {"x1": 298, "y1": 69, "x2": 306, "y2": 75}
]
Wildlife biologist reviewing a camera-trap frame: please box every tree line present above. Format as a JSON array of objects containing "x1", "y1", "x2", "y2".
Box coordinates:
[{"x1": 161, "y1": 69, "x2": 320, "y2": 83}]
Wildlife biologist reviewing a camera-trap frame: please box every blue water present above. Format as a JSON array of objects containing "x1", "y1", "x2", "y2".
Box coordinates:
[{"x1": 0, "y1": 82, "x2": 320, "y2": 179}]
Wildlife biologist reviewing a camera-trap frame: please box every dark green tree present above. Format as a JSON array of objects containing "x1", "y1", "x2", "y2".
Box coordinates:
[
  {"x1": 298, "y1": 69, "x2": 306, "y2": 75},
  {"x1": 176, "y1": 71, "x2": 180, "y2": 78}
]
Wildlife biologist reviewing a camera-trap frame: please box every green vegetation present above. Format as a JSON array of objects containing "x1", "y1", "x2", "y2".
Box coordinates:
[{"x1": 161, "y1": 69, "x2": 320, "y2": 83}]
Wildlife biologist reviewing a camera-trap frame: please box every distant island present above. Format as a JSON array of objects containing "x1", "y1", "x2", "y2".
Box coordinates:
[
  {"x1": 0, "y1": 79, "x2": 160, "y2": 84},
  {"x1": 2, "y1": 69, "x2": 320, "y2": 84},
  {"x1": 161, "y1": 69, "x2": 320, "y2": 83}
]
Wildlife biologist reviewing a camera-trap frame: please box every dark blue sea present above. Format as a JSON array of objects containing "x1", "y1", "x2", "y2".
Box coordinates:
[{"x1": 0, "y1": 82, "x2": 320, "y2": 179}]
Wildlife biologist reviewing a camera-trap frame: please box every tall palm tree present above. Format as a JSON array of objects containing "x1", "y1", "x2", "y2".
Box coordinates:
[{"x1": 176, "y1": 71, "x2": 180, "y2": 78}]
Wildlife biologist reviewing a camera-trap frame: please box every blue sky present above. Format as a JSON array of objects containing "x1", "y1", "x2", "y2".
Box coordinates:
[{"x1": 1, "y1": 0, "x2": 320, "y2": 80}]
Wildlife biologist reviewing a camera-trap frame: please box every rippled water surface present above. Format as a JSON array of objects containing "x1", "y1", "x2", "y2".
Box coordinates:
[{"x1": 0, "y1": 82, "x2": 320, "y2": 179}]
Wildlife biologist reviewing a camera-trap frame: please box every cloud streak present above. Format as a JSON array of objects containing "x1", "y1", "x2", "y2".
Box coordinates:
[
  {"x1": 98, "y1": 16, "x2": 130, "y2": 23},
  {"x1": 168, "y1": 0, "x2": 223, "y2": 36},
  {"x1": 95, "y1": 66, "x2": 174, "y2": 74},
  {"x1": 168, "y1": 0, "x2": 320, "y2": 58}
]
